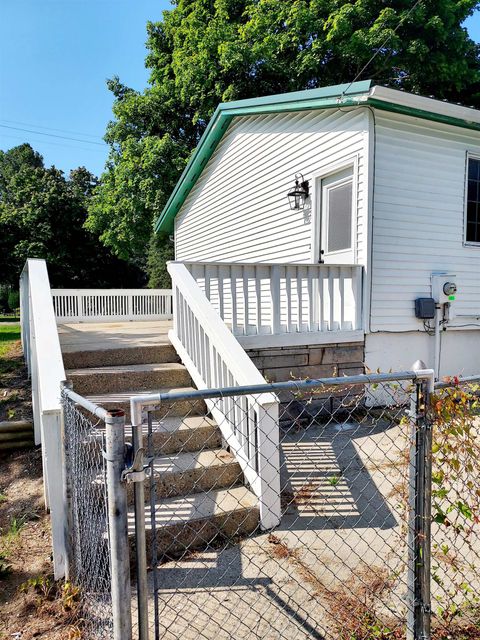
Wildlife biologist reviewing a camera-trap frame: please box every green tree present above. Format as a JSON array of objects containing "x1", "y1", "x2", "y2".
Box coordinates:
[
  {"x1": 147, "y1": 234, "x2": 175, "y2": 288},
  {"x1": 87, "y1": 0, "x2": 480, "y2": 277},
  {"x1": 0, "y1": 144, "x2": 144, "y2": 288}
]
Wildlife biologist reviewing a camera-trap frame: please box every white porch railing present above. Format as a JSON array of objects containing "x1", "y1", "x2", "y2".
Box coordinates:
[
  {"x1": 182, "y1": 262, "x2": 363, "y2": 348},
  {"x1": 167, "y1": 262, "x2": 281, "y2": 530},
  {"x1": 20, "y1": 259, "x2": 67, "y2": 578},
  {"x1": 51, "y1": 289, "x2": 173, "y2": 323}
]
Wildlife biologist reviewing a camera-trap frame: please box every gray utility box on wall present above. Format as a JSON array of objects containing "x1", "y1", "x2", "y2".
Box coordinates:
[{"x1": 415, "y1": 298, "x2": 435, "y2": 320}]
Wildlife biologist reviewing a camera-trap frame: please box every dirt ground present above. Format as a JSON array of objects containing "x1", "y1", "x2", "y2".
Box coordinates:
[
  {"x1": 0, "y1": 335, "x2": 81, "y2": 639},
  {"x1": 0, "y1": 337, "x2": 32, "y2": 423}
]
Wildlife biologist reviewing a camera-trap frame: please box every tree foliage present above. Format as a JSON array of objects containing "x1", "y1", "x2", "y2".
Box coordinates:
[
  {"x1": 0, "y1": 144, "x2": 144, "y2": 288},
  {"x1": 87, "y1": 0, "x2": 480, "y2": 270}
]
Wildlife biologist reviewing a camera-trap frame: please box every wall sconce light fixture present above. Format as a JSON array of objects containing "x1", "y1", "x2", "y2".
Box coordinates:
[{"x1": 287, "y1": 173, "x2": 309, "y2": 210}]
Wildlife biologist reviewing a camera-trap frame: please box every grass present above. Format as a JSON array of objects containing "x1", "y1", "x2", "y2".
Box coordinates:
[
  {"x1": 0, "y1": 515, "x2": 27, "y2": 553},
  {"x1": 0, "y1": 324, "x2": 20, "y2": 356},
  {"x1": 0, "y1": 315, "x2": 20, "y2": 323}
]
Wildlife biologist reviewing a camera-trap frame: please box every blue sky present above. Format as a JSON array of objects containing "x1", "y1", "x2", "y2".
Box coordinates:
[
  {"x1": 0, "y1": 0, "x2": 171, "y2": 176},
  {"x1": 0, "y1": 2, "x2": 479, "y2": 178}
]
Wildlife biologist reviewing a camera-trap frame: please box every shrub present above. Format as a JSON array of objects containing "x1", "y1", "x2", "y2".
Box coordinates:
[{"x1": 7, "y1": 290, "x2": 19, "y2": 312}]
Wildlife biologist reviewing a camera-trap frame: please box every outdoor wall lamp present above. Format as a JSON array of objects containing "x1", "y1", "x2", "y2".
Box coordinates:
[{"x1": 287, "y1": 173, "x2": 309, "y2": 210}]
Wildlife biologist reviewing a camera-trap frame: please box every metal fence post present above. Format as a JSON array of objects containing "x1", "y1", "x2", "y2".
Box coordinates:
[
  {"x1": 408, "y1": 364, "x2": 433, "y2": 640},
  {"x1": 105, "y1": 408, "x2": 133, "y2": 640},
  {"x1": 130, "y1": 397, "x2": 150, "y2": 640},
  {"x1": 60, "y1": 385, "x2": 74, "y2": 580}
]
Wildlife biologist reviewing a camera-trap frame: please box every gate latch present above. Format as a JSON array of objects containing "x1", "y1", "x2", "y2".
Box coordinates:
[{"x1": 122, "y1": 447, "x2": 151, "y2": 483}]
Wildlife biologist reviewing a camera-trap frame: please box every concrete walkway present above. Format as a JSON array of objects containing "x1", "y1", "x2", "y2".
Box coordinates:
[{"x1": 58, "y1": 320, "x2": 173, "y2": 352}]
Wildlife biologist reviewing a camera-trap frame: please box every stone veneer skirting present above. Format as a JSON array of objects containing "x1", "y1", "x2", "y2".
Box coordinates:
[{"x1": 246, "y1": 341, "x2": 365, "y2": 383}]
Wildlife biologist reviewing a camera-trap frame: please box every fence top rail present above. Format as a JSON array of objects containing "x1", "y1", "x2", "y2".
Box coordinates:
[
  {"x1": 62, "y1": 386, "x2": 110, "y2": 420},
  {"x1": 51, "y1": 288, "x2": 172, "y2": 294},
  {"x1": 176, "y1": 260, "x2": 363, "y2": 270},
  {"x1": 434, "y1": 374, "x2": 480, "y2": 389},
  {"x1": 131, "y1": 370, "x2": 432, "y2": 408}
]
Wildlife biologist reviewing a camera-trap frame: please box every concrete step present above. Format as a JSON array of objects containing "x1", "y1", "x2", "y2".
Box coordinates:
[
  {"x1": 128, "y1": 487, "x2": 259, "y2": 558},
  {"x1": 127, "y1": 449, "x2": 242, "y2": 504},
  {"x1": 86, "y1": 387, "x2": 207, "y2": 421},
  {"x1": 76, "y1": 415, "x2": 221, "y2": 454},
  {"x1": 62, "y1": 343, "x2": 179, "y2": 370},
  {"x1": 150, "y1": 416, "x2": 221, "y2": 454},
  {"x1": 67, "y1": 362, "x2": 191, "y2": 395}
]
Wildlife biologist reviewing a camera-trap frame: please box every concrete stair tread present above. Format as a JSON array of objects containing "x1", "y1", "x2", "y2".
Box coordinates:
[
  {"x1": 69, "y1": 363, "x2": 192, "y2": 395},
  {"x1": 126, "y1": 448, "x2": 243, "y2": 501},
  {"x1": 85, "y1": 387, "x2": 207, "y2": 419},
  {"x1": 66, "y1": 362, "x2": 187, "y2": 376},
  {"x1": 152, "y1": 448, "x2": 237, "y2": 475},
  {"x1": 61, "y1": 343, "x2": 179, "y2": 369},
  {"x1": 85, "y1": 416, "x2": 220, "y2": 455},
  {"x1": 129, "y1": 486, "x2": 258, "y2": 531},
  {"x1": 61, "y1": 339, "x2": 172, "y2": 354},
  {"x1": 151, "y1": 415, "x2": 216, "y2": 434},
  {"x1": 90, "y1": 415, "x2": 217, "y2": 434}
]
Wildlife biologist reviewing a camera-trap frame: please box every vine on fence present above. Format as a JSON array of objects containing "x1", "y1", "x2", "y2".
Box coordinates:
[{"x1": 430, "y1": 379, "x2": 480, "y2": 627}]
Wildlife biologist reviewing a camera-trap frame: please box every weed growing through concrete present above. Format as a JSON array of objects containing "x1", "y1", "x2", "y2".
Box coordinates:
[{"x1": 327, "y1": 474, "x2": 341, "y2": 486}]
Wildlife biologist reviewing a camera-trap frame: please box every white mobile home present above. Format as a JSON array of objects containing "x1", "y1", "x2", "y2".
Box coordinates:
[{"x1": 156, "y1": 81, "x2": 480, "y2": 380}]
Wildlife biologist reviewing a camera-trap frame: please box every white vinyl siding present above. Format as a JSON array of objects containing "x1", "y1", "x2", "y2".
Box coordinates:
[
  {"x1": 175, "y1": 108, "x2": 369, "y2": 266},
  {"x1": 371, "y1": 111, "x2": 480, "y2": 332}
]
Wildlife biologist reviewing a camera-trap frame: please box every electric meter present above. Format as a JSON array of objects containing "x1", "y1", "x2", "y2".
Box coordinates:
[{"x1": 431, "y1": 273, "x2": 457, "y2": 304}]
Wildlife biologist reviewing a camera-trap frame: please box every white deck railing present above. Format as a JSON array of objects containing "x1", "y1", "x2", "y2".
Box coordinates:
[
  {"x1": 168, "y1": 262, "x2": 281, "y2": 530},
  {"x1": 183, "y1": 262, "x2": 363, "y2": 347},
  {"x1": 51, "y1": 289, "x2": 173, "y2": 323},
  {"x1": 20, "y1": 259, "x2": 67, "y2": 578}
]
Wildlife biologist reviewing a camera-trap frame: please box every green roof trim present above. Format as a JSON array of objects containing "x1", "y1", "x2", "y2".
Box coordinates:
[
  {"x1": 154, "y1": 81, "x2": 372, "y2": 233},
  {"x1": 155, "y1": 80, "x2": 480, "y2": 234},
  {"x1": 367, "y1": 97, "x2": 480, "y2": 133}
]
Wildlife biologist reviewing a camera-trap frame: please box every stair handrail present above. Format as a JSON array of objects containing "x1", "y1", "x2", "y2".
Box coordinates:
[
  {"x1": 20, "y1": 258, "x2": 67, "y2": 578},
  {"x1": 167, "y1": 261, "x2": 281, "y2": 529}
]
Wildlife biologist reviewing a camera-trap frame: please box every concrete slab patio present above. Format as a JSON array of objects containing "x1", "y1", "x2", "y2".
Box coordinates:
[
  {"x1": 58, "y1": 320, "x2": 176, "y2": 369},
  {"x1": 58, "y1": 319, "x2": 173, "y2": 352}
]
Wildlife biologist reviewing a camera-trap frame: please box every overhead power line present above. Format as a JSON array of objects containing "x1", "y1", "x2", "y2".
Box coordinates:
[
  {"x1": 0, "y1": 118, "x2": 104, "y2": 141},
  {"x1": 341, "y1": 0, "x2": 424, "y2": 100},
  {"x1": 0, "y1": 123, "x2": 107, "y2": 146},
  {"x1": 0, "y1": 131, "x2": 107, "y2": 154}
]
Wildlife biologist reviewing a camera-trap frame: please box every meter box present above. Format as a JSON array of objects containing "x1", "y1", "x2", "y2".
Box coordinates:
[
  {"x1": 431, "y1": 273, "x2": 457, "y2": 304},
  {"x1": 415, "y1": 298, "x2": 435, "y2": 319}
]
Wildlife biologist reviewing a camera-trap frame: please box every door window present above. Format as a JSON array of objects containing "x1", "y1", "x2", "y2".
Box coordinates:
[
  {"x1": 319, "y1": 167, "x2": 355, "y2": 264},
  {"x1": 327, "y1": 181, "x2": 353, "y2": 252}
]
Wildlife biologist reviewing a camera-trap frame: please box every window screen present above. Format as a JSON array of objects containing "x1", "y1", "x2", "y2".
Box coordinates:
[
  {"x1": 467, "y1": 157, "x2": 480, "y2": 243},
  {"x1": 327, "y1": 182, "x2": 353, "y2": 252}
]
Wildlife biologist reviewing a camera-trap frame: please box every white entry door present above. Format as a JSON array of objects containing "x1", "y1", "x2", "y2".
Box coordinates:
[{"x1": 319, "y1": 167, "x2": 355, "y2": 264}]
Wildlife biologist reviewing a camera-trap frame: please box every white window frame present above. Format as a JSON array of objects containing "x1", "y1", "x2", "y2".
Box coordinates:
[
  {"x1": 310, "y1": 155, "x2": 359, "y2": 263},
  {"x1": 464, "y1": 152, "x2": 480, "y2": 247}
]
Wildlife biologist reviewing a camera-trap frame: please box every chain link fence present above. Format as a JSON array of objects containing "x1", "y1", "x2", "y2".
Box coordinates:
[
  {"x1": 140, "y1": 373, "x2": 427, "y2": 640},
  {"x1": 62, "y1": 389, "x2": 116, "y2": 639},
  {"x1": 61, "y1": 372, "x2": 480, "y2": 640},
  {"x1": 429, "y1": 376, "x2": 480, "y2": 639}
]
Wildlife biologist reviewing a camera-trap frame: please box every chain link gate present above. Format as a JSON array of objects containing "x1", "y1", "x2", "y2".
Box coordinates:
[
  {"x1": 128, "y1": 370, "x2": 437, "y2": 640},
  {"x1": 62, "y1": 387, "x2": 133, "y2": 640}
]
